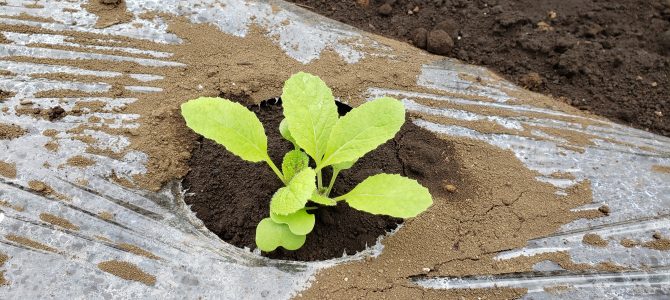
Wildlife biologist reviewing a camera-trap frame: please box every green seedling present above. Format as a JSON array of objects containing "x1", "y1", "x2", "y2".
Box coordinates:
[{"x1": 181, "y1": 72, "x2": 433, "y2": 252}]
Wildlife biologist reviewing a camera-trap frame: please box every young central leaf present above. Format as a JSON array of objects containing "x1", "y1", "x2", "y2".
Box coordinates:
[
  {"x1": 310, "y1": 192, "x2": 336, "y2": 206},
  {"x1": 339, "y1": 174, "x2": 432, "y2": 218},
  {"x1": 282, "y1": 150, "x2": 309, "y2": 182},
  {"x1": 270, "y1": 168, "x2": 316, "y2": 215},
  {"x1": 181, "y1": 97, "x2": 268, "y2": 162},
  {"x1": 320, "y1": 97, "x2": 405, "y2": 168},
  {"x1": 281, "y1": 72, "x2": 338, "y2": 162}
]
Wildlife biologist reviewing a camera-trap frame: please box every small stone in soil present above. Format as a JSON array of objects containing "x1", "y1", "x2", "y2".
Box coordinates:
[
  {"x1": 427, "y1": 29, "x2": 453, "y2": 55},
  {"x1": 443, "y1": 181, "x2": 457, "y2": 193},
  {"x1": 411, "y1": 28, "x2": 428, "y2": 49},
  {"x1": 377, "y1": 3, "x2": 392, "y2": 16},
  {"x1": 653, "y1": 232, "x2": 663, "y2": 240}
]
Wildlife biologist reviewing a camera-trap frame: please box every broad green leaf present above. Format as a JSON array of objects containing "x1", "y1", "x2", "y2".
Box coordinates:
[
  {"x1": 279, "y1": 119, "x2": 298, "y2": 148},
  {"x1": 340, "y1": 174, "x2": 432, "y2": 218},
  {"x1": 281, "y1": 150, "x2": 309, "y2": 182},
  {"x1": 310, "y1": 192, "x2": 336, "y2": 206},
  {"x1": 333, "y1": 159, "x2": 357, "y2": 171},
  {"x1": 281, "y1": 72, "x2": 338, "y2": 162},
  {"x1": 271, "y1": 208, "x2": 315, "y2": 235},
  {"x1": 255, "y1": 218, "x2": 306, "y2": 251},
  {"x1": 270, "y1": 168, "x2": 316, "y2": 215},
  {"x1": 320, "y1": 97, "x2": 405, "y2": 168},
  {"x1": 181, "y1": 97, "x2": 268, "y2": 162}
]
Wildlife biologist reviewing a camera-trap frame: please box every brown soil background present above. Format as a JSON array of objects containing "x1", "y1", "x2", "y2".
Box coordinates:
[
  {"x1": 182, "y1": 101, "x2": 458, "y2": 261},
  {"x1": 287, "y1": 0, "x2": 670, "y2": 137}
]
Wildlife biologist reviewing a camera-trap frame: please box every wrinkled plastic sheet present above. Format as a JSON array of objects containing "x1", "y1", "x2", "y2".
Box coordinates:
[{"x1": 0, "y1": 0, "x2": 668, "y2": 299}]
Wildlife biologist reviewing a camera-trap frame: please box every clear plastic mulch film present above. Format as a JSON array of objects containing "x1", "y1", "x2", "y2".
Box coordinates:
[{"x1": 0, "y1": 0, "x2": 668, "y2": 299}]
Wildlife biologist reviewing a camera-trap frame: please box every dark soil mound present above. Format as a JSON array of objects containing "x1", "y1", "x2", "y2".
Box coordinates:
[
  {"x1": 182, "y1": 100, "x2": 458, "y2": 261},
  {"x1": 287, "y1": 0, "x2": 670, "y2": 137}
]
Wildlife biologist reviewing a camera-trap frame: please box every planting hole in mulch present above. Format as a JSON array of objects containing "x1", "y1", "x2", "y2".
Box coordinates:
[{"x1": 182, "y1": 98, "x2": 459, "y2": 261}]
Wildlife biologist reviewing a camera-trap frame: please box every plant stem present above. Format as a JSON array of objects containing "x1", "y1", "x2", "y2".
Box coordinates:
[
  {"x1": 325, "y1": 168, "x2": 340, "y2": 197},
  {"x1": 316, "y1": 169, "x2": 323, "y2": 190},
  {"x1": 265, "y1": 158, "x2": 286, "y2": 184}
]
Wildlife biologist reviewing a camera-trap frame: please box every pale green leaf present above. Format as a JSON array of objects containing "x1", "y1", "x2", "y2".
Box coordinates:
[
  {"x1": 340, "y1": 174, "x2": 432, "y2": 218},
  {"x1": 333, "y1": 159, "x2": 357, "y2": 171},
  {"x1": 181, "y1": 97, "x2": 268, "y2": 162},
  {"x1": 281, "y1": 72, "x2": 338, "y2": 162},
  {"x1": 320, "y1": 97, "x2": 405, "y2": 168},
  {"x1": 255, "y1": 218, "x2": 306, "y2": 251},
  {"x1": 270, "y1": 168, "x2": 316, "y2": 215},
  {"x1": 310, "y1": 192, "x2": 336, "y2": 206},
  {"x1": 270, "y1": 208, "x2": 315, "y2": 235},
  {"x1": 279, "y1": 119, "x2": 298, "y2": 148},
  {"x1": 281, "y1": 150, "x2": 309, "y2": 182}
]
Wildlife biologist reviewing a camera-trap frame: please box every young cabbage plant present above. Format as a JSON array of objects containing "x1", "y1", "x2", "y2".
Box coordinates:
[{"x1": 181, "y1": 72, "x2": 433, "y2": 252}]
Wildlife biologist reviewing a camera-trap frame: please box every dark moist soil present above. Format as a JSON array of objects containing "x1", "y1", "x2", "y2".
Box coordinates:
[
  {"x1": 287, "y1": 0, "x2": 670, "y2": 137},
  {"x1": 182, "y1": 99, "x2": 459, "y2": 261}
]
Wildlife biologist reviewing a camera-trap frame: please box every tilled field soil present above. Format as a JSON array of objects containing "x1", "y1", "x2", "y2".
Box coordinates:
[{"x1": 288, "y1": 0, "x2": 670, "y2": 137}]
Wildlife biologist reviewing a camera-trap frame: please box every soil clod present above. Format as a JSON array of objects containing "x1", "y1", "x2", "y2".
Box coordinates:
[
  {"x1": 411, "y1": 28, "x2": 428, "y2": 49},
  {"x1": 427, "y1": 29, "x2": 453, "y2": 55},
  {"x1": 377, "y1": 3, "x2": 393, "y2": 16},
  {"x1": 582, "y1": 233, "x2": 608, "y2": 248},
  {"x1": 597, "y1": 205, "x2": 610, "y2": 215},
  {"x1": 47, "y1": 106, "x2": 66, "y2": 121}
]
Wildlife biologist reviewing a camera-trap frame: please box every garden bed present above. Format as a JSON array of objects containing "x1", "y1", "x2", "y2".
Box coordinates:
[{"x1": 182, "y1": 99, "x2": 458, "y2": 261}]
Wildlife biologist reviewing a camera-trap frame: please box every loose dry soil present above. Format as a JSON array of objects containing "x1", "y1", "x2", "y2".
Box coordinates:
[{"x1": 287, "y1": 0, "x2": 670, "y2": 137}]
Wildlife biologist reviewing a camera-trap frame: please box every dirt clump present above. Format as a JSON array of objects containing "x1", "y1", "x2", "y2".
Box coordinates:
[
  {"x1": 117, "y1": 243, "x2": 161, "y2": 260},
  {"x1": 83, "y1": 0, "x2": 133, "y2": 29},
  {"x1": 47, "y1": 106, "x2": 66, "y2": 121},
  {"x1": 0, "y1": 89, "x2": 12, "y2": 100},
  {"x1": 0, "y1": 252, "x2": 8, "y2": 286},
  {"x1": 0, "y1": 161, "x2": 16, "y2": 179},
  {"x1": 426, "y1": 29, "x2": 453, "y2": 55},
  {"x1": 0, "y1": 123, "x2": 25, "y2": 140},
  {"x1": 377, "y1": 3, "x2": 392, "y2": 16},
  {"x1": 6, "y1": 234, "x2": 57, "y2": 253},
  {"x1": 39, "y1": 213, "x2": 80, "y2": 231},
  {"x1": 644, "y1": 238, "x2": 670, "y2": 251},
  {"x1": 597, "y1": 205, "x2": 610, "y2": 215},
  {"x1": 620, "y1": 238, "x2": 639, "y2": 248},
  {"x1": 582, "y1": 233, "x2": 608, "y2": 248},
  {"x1": 97, "y1": 260, "x2": 156, "y2": 286},
  {"x1": 66, "y1": 155, "x2": 96, "y2": 168},
  {"x1": 519, "y1": 72, "x2": 544, "y2": 91}
]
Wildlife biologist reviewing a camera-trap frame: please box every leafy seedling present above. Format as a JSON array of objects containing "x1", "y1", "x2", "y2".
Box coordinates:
[{"x1": 181, "y1": 72, "x2": 433, "y2": 252}]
